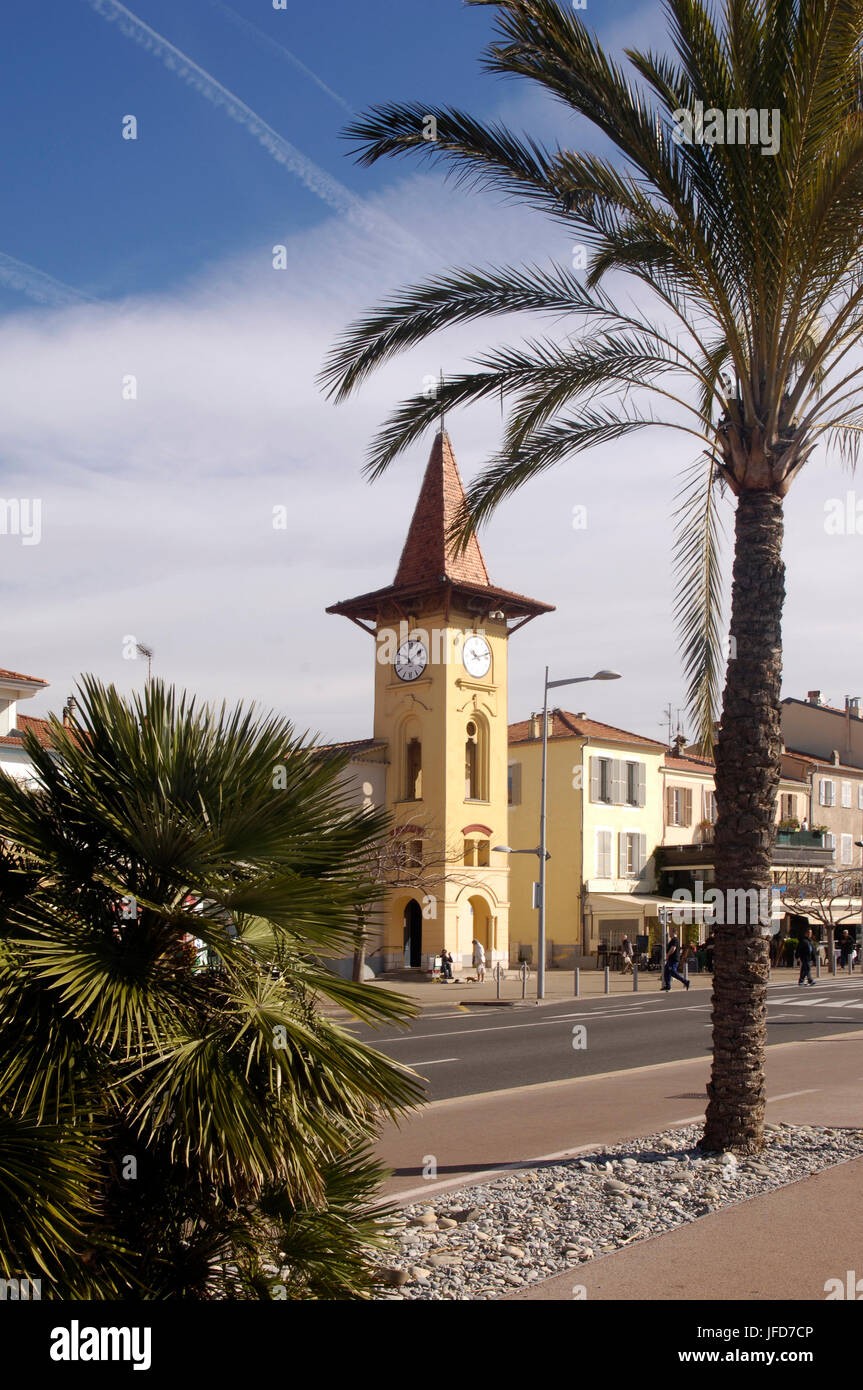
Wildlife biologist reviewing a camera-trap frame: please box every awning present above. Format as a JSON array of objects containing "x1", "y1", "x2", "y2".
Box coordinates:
[
  {"x1": 780, "y1": 897, "x2": 861, "y2": 921},
  {"x1": 587, "y1": 893, "x2": 714, "y2": 921}
]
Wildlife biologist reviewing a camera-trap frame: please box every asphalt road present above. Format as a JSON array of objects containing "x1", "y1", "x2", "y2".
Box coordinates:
[{"x1": 346, "y1": 977, "x2": 863, "y2": 1102}]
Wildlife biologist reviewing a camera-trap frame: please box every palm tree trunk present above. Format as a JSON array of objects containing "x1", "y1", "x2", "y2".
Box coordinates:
[{"x1": 702, "y1": 490, "x2": 785, "y2": 1153}]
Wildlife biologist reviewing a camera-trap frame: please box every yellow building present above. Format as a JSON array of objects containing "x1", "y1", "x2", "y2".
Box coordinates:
[
  {"x1": 507, "y1": 712, "x2": 667, "y2": 965},
  {"x1": 328, "y1": 431, "x2": 551, "y2": 973}
]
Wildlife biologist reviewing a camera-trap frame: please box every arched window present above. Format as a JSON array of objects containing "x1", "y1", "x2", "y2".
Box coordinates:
[
  {"x1": 464, "y1": 717, "x2": 488, "y2": 801},
  {"x1": 405, "y1": 736, "x2": 422, "y2": 800}
]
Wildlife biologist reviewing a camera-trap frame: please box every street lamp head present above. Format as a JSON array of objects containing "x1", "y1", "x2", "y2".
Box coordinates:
[
  {"x1": 592, "y1": 670, "x2": 621, "y2": 680},
  {"x1": 492, "y1": 845, "x2": 512, "y2": 854}
]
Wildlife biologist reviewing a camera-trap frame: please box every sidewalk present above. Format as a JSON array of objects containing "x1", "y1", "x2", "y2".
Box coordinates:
[
  {"x1": 494, "y1": 1035, "x2": 863, "y2": 1302},
  {"x1": 502, "y1": 1155, "x2": 863, "y2": 1302},
  {"x1": 371, "y1": 1010, "x2": 863, "y2": 1301},
  {"x1": 327, "y1": 963, "x2": 852, "y2": 1015}
]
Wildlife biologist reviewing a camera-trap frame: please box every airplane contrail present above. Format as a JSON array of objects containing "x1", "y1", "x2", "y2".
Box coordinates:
[
  {"x1": 0, "y1": 250, "x2": 96, "y2": 307},
  {"x1": 82, "y1": 0, "x2": 417, "y2": 251},
  {"x1": 207, "y1": 0, "x2": 353, "y2": 113}
]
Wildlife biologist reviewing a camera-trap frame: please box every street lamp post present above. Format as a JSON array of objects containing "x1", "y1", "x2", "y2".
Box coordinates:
[{"x1": 496, "y1": 667, "x2": 621, "y2": 1000}]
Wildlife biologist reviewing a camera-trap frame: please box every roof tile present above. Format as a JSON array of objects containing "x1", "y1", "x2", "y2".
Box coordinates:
[{"x1": 393, "y1": 431, "x2": 490, "y2": 589}]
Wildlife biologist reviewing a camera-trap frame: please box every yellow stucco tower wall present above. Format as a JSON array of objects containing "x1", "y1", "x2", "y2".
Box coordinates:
[
  {"x1": 372, "y1": 606, "x2": 512, "y2": 968},
  {"x1": 328, "y1": 430, "x2": 552, "y2": 973}
]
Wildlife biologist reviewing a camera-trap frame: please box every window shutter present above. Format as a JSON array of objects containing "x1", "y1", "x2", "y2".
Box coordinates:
[
  {"x1": 610, "y1": 758, "x2": 622, "y2": 804},
  {"x1": 842, "y1": 781, "x2": 852, "y2": 808},
  {"x1": 596, "y1": 830, "x2": 610, "y2": 877},
  {"x1": 509, "y1": 762, "x2": 522, "y2": 806},
  {"x1": 637, "y1": 762, "x2": 646, "y2": 807},
  {"x1": 618, "y1": 833, "x2": 628, "y2": 877},
  {"x1": 859, "y1": 784, "x2": 863, "y2": 811},
  {"x1": 590, "y1": 757, "x2": 600, "y2": 802},
  {"x1": 683, "y1": 787, "x2": 693, "y2": 826},
  {"x1": 666, "y1": 786, "x2": 675, "y2": 823}
]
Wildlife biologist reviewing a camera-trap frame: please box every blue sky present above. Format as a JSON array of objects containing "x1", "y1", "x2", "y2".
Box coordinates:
[
  {"x1": 2, "y1": 0, "x2": 861, "y2": 744},
  {"x1": 2, "y1": 0, "x2": 580, "y2": 300}
]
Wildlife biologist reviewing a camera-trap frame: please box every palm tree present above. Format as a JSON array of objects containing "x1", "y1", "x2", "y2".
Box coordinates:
[
  {"x1": 322, "y1": 0, "x2": 863, "y2": 1152},
  {"x1": 0, "y1": 677, "x2": 423, "y2": 1297}
]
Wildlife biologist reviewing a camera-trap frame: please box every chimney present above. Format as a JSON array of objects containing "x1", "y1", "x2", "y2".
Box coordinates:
[
  {"x1": 673, "y1": 733, "x2": 688, "y2": 756},
  {"x1": 62, "y1": 697, "x2": 77, "y2": 728},
  {"x1": 846, "y1": 696, "x2": 862, "y2": 719},
  {"x1": 832, "y1": 749, "x2": 841, "y2": 766},
  {"x1": 807, "y1": 690, "x2": 822, "y2": 705}
]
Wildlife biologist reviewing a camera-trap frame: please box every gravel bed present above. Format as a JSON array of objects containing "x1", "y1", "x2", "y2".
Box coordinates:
[{"x1": 373, "y1": 1122, "x2": 863, "y2": 1300}]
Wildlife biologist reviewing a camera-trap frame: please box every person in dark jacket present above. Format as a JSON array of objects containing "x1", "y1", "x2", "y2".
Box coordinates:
[
  {"x1": 440, "y1": 948, "x2": 454, "y2": 981},
  {"x1": 838, "y1": 929, "x2": 856, "y2": 968},
  {"x1": 662, "y1": 933, "x2": 690, "y2": 991},
  {"x1": 796, "y1": 927, "x2": 817, "y2": 986}
]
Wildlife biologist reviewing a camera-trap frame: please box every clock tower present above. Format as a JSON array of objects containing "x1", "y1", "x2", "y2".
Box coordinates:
[{"x1": 327, "y1": 431, "x2": 552, "y2": 973}]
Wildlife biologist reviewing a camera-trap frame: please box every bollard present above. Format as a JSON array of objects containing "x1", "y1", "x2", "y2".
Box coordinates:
[
  {"x1": 816, "y1": 954, "x2": 821, "y2": 978},
  {"x1": 604, "y1": 966, "x2": 610, "y2": 995},
  {"x1": 633, "y1": 964, "x2": 638, "y2": 992},
  {"x1": 575, "y1": 967, "x2": 580, "y2": 998},
  {"x1": 521, "y1": 960, "x2": 528, "y2": 1000},
  {"x1": 496, "y1": 963, "x2": 502, "y2": 1000}
]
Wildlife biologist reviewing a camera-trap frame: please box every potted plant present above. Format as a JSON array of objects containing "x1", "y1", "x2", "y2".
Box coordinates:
[{"x1": 776, "y1": 816, "x2": 801, "y2": 844}]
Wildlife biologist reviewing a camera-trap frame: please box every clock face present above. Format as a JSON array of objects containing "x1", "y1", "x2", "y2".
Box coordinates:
[
  {"x1": 463, "y1": 635, "x2": 491, "y2": 679},
  {"x1": 394, "y1": 640, "x2": 428, "y2": 682}
]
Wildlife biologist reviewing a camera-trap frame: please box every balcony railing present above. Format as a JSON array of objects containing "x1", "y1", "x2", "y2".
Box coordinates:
[{"x1": 776, "y1": 829, "x2": 825, "y2": 847}]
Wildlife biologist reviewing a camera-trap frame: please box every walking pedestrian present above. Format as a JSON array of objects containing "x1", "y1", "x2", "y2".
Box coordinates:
[
  {"x1": 440, "y1": 947, "x2": 453, "y2": 981},
  {"x1": 796, "y1": 926, "x2": 817, "y2": 986},
  {"x1": 472, "y1": 938, "x2": 486, "y2": 982},
  {"x1": 662, "y1": 932, "x2": 690, "y2": 991},
  {"x1": 620, "y1": 935, "x2": 634, "y2": 974}
]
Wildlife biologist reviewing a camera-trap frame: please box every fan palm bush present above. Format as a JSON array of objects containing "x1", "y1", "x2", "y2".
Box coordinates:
[
  {"x1": 322, "y1": 0, "x2": 863, "y2": 1151},
  {"x1": 0, "y1": 677, "x2": 422, "y2": 1298}
]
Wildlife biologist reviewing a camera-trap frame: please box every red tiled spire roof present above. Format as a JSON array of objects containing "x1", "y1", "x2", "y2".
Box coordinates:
[
  {"x1": 327, "y1": 432, "x2": 553, "y2": 624},
  {"x1": 393, "y1": 431, "x2": 490, "y2": 589}
]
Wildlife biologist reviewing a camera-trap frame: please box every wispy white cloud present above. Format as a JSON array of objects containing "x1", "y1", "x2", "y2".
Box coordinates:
[{"x1": 1, "y1": 167, "x2": 858, "y2": 744}]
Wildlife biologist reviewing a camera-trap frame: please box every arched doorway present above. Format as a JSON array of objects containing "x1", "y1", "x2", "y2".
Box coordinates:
[
  {"x1": 403, "y1": 899, "x2": 423, "y2": 968},
  {"x1": 468, "y1": 895, "x2": 492, "y2": 953}
]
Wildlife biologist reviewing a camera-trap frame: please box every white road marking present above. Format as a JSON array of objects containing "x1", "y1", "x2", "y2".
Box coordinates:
[
  {"x1": 411, "y1": 1058, "x2": 459, "y2": 1067},
  {"x1": 374, "y1": 1008, "x2": 671, "y2": 1045}
]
